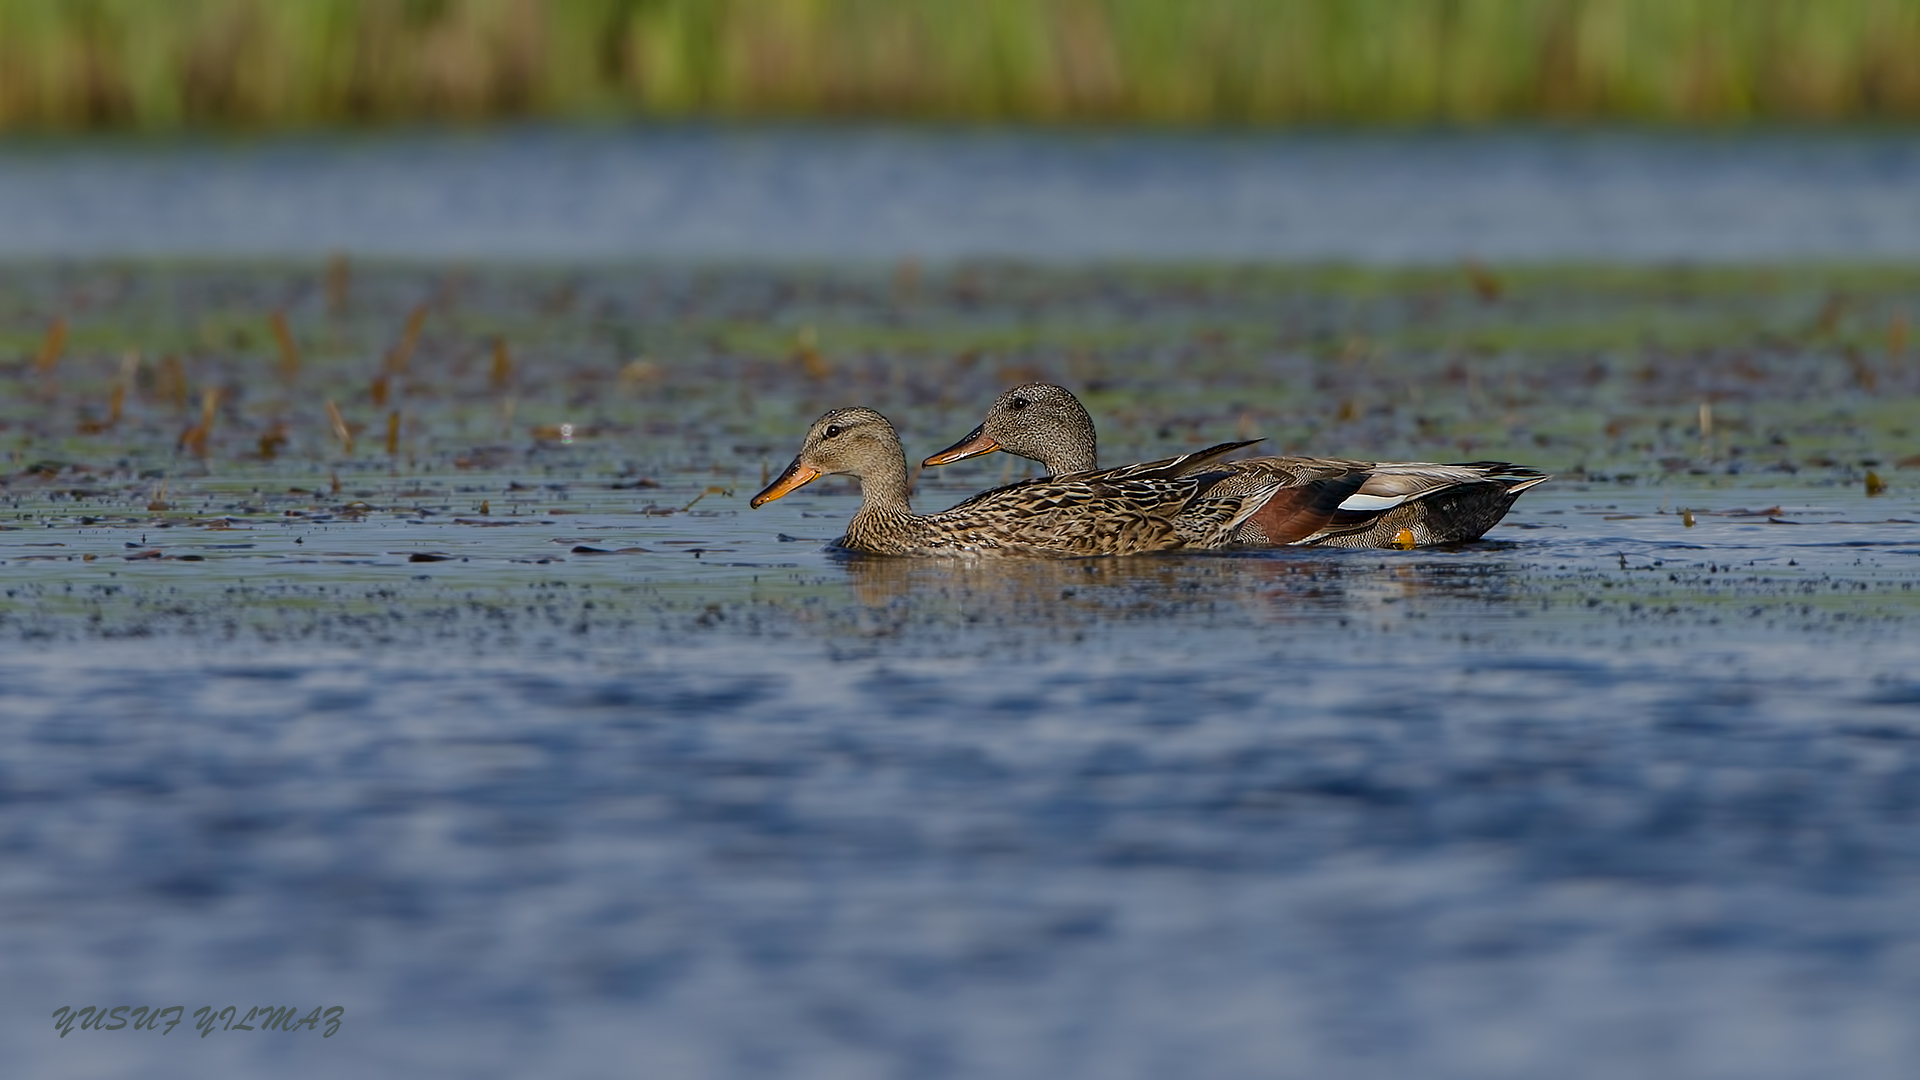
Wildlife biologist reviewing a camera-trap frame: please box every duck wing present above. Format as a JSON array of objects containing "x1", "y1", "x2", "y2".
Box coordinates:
[
  {"x1": 925, "y1": 463, "x2": 1279, "y2": 556},
  {"x1": 1079, "y1": 439, "x2": 1266, "y2": 483}
]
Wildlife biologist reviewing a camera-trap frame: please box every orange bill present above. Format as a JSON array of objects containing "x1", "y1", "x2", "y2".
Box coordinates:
[
  {"x1": 921, "y1": 424, "x2": 1001, "y2": 467},
  {"x1": 750, "y1": 457, "x2": 821, "y2": 507}
]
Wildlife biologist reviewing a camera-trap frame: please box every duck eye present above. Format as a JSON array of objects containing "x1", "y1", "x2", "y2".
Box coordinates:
[
  {"x1": 823, "y1": 424, "x2": 843, "y2": 439},
  {"x1": 1010, "y1": 398, "x2": 1028, "y2": 411}
]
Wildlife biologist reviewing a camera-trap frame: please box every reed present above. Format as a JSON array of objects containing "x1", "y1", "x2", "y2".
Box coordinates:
[
  {"x1": 0, "y1": 0, "x2": 1917, "y2": 130},
  {"x1": 155, "y1": 354, "x2": 189, "y2": 410},
  {"x1": 387, "y1": 305, "x2": 428, "y2": 377},
  {"x1": 324, "y1": 398, "x2": 354, "y2": 454},
  {"x1": 326, "y1": 254, "x2": 350, "y2": 316},
  {"x1": 269, "y1": 310, "x2": 300, "y2": 381},
  {"x1": 490, "y1": 337, "x2": 515, "y2": 394},
  {"x1": 34, "y1": 317, "x2": 65, "y2": 377},
  {"x1": 178, "y1": 387, "x2": 218, "y2": 458}
]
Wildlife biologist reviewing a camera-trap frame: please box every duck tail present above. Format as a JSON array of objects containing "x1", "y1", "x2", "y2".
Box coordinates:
[
  {"x1": 1310, "y1": 461, "x2": 1550, "y2": 545},
  {"x1": 1448, "y1": 461, "x2": 1552, "y2": 493}
]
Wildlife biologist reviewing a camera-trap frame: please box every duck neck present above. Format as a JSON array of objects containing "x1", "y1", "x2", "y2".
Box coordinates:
[
  {"x1": 851, "y1": 447, "x2": 915, "y2": 520},
  {"x1": 1049, "y1": 435, "x2": 1096, "y2": 476},
  {"x1": 1035, "y1": 400, "x2": 1097, "y2": 475}
]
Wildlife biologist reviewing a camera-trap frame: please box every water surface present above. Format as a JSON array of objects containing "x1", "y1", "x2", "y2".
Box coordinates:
[
  {"x1": 4, "y1": 479, "x2": 1920, "y2": 1079},
  {"x1": 4, "y1": 260, "x2": 1919, "y2": 1078},
  {"x1": 2, "y1": 126, "x2": 1919, "y2": 261}
]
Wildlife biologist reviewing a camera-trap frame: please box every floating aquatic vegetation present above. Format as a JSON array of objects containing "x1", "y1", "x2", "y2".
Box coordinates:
[{"x1": 1, "y1": 259, "x2": 1917, "y2": 525}]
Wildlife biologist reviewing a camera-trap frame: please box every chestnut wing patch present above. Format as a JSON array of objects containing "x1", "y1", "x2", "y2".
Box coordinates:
[{"x1": 1244, "y1": 473, "x2": 1371, "y2": 545}]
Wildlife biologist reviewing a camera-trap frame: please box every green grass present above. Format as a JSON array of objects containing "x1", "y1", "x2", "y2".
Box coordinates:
[{"x1": 1, "y1": 0, "x2": 1919, "y2": 130}]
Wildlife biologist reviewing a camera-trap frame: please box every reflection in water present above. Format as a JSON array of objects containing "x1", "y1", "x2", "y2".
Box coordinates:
[{"x1": 837, "y1": 546, "x2": 1527, "y2": 630}]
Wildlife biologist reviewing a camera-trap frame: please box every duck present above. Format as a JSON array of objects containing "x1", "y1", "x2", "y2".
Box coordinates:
[
  {"x1": 923, "y1": 383, "x2": 1549, "y2": 549},
  {"x1": 750, "y1": 406, "x2": 1289, "y2": 557}
]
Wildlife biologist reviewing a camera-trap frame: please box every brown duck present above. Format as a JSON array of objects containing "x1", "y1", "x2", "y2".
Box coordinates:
[
  {"x1": 750, "y1": 406, "x2": 1288, "y2": 557},
  {"x1": 924, "y1": 383, "x2": 1549, "y2": 548}
]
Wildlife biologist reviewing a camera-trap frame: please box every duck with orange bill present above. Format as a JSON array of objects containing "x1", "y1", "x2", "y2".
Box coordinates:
[{"x1": 750, "y1": 406, "x2": 1287, "y2": 557}]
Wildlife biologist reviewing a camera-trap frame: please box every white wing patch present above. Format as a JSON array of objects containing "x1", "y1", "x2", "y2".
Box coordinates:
[{"x1": 1337, "y1": 492, "x2": 1411, "y2": 512}]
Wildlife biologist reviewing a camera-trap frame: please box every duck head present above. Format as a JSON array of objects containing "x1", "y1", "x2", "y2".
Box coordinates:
[
  {"x1": 751, "y1": 406, "x2": 904, "y2": 507},
  {"x1": 923, "y1": 382, "x2": 1097, "y2": 475}
]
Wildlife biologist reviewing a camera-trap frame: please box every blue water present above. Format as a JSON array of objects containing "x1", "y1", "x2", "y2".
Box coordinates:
[
  {"x1": 1, "y1": 126, "x2": 1918, "y2": 262},
  {"x1": 5, "y1": 482, "x2": 1920, "y2": 1078},
  {"x1": 4, "y1": 125, "x2": 1920, "y2": 1076}
]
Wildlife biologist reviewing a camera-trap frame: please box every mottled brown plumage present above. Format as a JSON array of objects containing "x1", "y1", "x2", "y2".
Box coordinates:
[
  {"x1": 924, "y1": 383, "x2": 1550, "y2": 548},
  {"x1": 751, "y1": 407, "x2": 1284, "y2": 557}
]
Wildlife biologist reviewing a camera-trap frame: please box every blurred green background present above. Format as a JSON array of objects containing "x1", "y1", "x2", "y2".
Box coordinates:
[{"x1": 4, "y1": 0, "x2": 1919, "y2": 130}]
